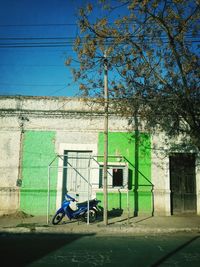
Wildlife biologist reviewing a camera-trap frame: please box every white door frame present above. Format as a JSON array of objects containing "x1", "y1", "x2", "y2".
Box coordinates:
[{"x1": 56, "y1": 143, "x2": 98, "y2": 208}]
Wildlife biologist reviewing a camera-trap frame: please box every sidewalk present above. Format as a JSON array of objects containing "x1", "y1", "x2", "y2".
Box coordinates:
[{"x1": 0, "y1": 212, "x2": 200, "y2": 235}]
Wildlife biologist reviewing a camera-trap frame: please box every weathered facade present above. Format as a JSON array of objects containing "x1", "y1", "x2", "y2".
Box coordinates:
[{"x1": 0, "y1": 95, "x2": 199, "y2": 217}]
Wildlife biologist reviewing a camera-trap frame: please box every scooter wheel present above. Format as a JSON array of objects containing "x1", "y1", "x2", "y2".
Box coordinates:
[
  {"x1": 52, "y1": 212, "x2": 64, "y2": 225},
  {"x1": 83, "y1": 209, "x2": 97, "y2": 223}
]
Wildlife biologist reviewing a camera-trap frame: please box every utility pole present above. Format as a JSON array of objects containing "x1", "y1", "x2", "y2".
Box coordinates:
[{"x1": 103, "y1": 51, "x2": 108, "y2": 225}]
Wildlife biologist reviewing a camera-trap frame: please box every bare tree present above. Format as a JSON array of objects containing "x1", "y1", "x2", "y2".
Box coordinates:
[{"x1": 67, "y1": 0, "x2": 200, "y2": 151}]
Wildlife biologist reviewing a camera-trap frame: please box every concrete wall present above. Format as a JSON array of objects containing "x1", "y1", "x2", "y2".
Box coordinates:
[
  {"x1": 1, "y1": 96, "x2": 200, "y2": 216},
  {"x1": 152, "y1": 133, "x2": 200, "y2": 216},
  {"x1": 196, "y1": 154, "x2": 200, "y2": 215},
  {"x1": 0, "y1": 96, "x2": 134, "y2": 215},
  {"x1": 0, "y1": 130, "x2": 20, "y2": 215},
  {"x1": 151, "y1": 134, "x2": 171, "y2": 216}
]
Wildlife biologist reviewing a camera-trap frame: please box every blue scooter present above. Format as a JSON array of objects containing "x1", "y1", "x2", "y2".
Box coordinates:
[{"x1": 52, "y1": 193, "x2": 101, "y2": 225}]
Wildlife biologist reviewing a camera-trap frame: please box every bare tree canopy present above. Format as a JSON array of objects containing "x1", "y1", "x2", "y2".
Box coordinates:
[{"x1": 67, "y1": 0, "x2": 200, "y2": 151}]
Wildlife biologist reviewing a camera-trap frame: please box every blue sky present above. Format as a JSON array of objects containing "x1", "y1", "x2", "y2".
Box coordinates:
[{"x1": 0, "y1": 0, "x2": 86, "y2": 97}]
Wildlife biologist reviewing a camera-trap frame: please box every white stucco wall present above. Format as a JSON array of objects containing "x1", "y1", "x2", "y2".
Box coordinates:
[
  {"x1": 152, "y1": 133, "x2": 200, "y2": 216},
  {"x1": 196, "y1": 154, "x2": 200, "y2": 215},
  {"x1": 151, "y1": 133, "x2": 171, "y2": 216},
  {"x1": 0, "y1": 130, "x2": 20, "y2": 214},
  {"x1": 0, "y1": 96, "x2": 199, "y2": 216},
  {"x1": 0, "y1": 96, "x2": 131, "y2": 215}
]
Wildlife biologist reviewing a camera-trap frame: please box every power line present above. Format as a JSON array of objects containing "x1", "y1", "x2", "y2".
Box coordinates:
[
  {"x1": 0, "y1": 63, "x2": 80, "y2": 67},
  {"x1": 0, "y1": 34, "x2": 199, "y2": 49},
  {"x1": 0, "y1": 82, "x2": 68, "y2": 87},
  {"x1": 1, "y1": 42, "x2": 73, "y2": 45},
  {"x1": 0, "y1": 34, "x2": 199, "y2": 41},
  {"x1": 0, "y1": 39, "x2": 199, "y2": 49},
  {"x1": 0, "y1": 44, "x2": 72, "y2": 48},
  {"x1": 0, "y1": 64, "x2": 65, "y2": 67},
  {"x1": 48, "y1": 86, "x2": 67, "y2": 96},
  {"x1": 0, "y1": 37, "x2": 76, "y2": 40},
  {"x1": 0, "y1": 23, "x2": 77, "y2": 27}
]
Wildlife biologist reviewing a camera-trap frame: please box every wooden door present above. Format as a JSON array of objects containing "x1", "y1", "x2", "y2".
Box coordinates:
[
  {"x1": 170, "y1": 153, "x2": 196, "y2": 214},
  {"x1": 63, "y1": 151, "x2": 92, "y2": 202}
]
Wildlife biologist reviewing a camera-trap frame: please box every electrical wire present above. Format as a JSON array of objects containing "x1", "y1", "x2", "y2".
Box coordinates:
[
  {"x1": 0, "y1": 35, "x2": 199, "y2": 49},
  {"x1": 0, "y1": 23, "x2": 77, "y2": 27},
  {"x1": 0, "y1": 82, "x2": 68, "y2": 87}
]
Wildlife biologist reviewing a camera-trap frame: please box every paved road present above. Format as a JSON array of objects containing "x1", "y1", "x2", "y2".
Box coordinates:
[{"x1": 1, "y1": 232, "x2": 200, "y2": 266}]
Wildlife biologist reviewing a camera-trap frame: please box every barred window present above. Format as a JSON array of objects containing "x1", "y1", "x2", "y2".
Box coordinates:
[{"x1": 99, "y1": 164, "x2": 128, "y2": 189}]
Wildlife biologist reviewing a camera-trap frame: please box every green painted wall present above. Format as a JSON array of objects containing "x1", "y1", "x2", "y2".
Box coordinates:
[
  {"x1": 20, "y1": 131, "x2": 58, "y2": 215},
  {"x1": 97, "y1": 132, "x2": 152, "y2": 215},
  {"x1": 19, "y1": 130, "x2": 151, "y2": 216}
]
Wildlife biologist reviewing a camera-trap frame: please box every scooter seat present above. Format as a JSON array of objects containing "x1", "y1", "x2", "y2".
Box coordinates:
[{"x1": 77, "y1": 199, "x2": 96, "y2": 208}]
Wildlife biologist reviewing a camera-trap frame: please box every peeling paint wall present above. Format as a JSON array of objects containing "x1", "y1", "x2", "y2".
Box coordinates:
[
  {"x1": 0, "y1": 96, "x2": 133, "y2": 215},
  {"x1": 1, "y1": 96, "x2": 200, "y2": 216},
  {"x1": 0, "y1": 131, "x2": 20, "y2": 215}
]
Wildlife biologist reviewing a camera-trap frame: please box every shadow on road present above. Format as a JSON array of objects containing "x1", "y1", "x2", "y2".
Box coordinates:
[
  {"x1": 0, "y1": 232, "x2": 94, "y2": 267},
  {"x1": 151, "y1": 235, "x2": 200, "y2": 267}
]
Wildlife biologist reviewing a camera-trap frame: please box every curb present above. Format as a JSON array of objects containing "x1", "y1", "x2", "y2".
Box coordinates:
[{"x1": 0, "y1": 226, "x2": 200, "y2": 235}]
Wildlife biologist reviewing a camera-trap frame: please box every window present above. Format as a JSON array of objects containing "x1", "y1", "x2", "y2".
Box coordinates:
[
  {"x1": 99, "y1": 164, "x2": 128, "y2": 189},
  {"x1": 113, "y1": 168, "x2": 123, "y2": 187}
]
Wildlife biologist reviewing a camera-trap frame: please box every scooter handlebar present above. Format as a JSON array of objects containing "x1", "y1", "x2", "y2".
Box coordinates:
[{"x1": 65, "y1": 194, "x2": 76, "y2": 202}]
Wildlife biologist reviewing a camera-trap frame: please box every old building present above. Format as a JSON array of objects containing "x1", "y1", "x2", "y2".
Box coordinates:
[{"x1": 0, "y1": 95, "x2": 199, "y2": 217}]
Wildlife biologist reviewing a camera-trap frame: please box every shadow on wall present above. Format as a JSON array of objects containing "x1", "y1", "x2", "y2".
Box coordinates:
[
  {"x1": 126, "y1": 129, "x2": 154, "y2": 217},
  {"x1": 125, "y1": 162, "x2": 154, "y2": 217}
]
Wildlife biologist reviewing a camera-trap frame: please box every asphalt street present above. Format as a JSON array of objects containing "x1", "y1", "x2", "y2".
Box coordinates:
[
  {"x1": 1, "y1": 213, "x2": 200, "y2": 266},
  {"x1": 1, "y1": 232, "x2": 200, "y2": 267}
]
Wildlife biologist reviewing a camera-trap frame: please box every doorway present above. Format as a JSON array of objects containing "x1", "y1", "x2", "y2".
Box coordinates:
[
  {"x1": 170, "y1": 153, "x2": 196, "y2": 214},
  {"x1": 62, "y1": 150, "x2": 92, "y2": 202}
]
